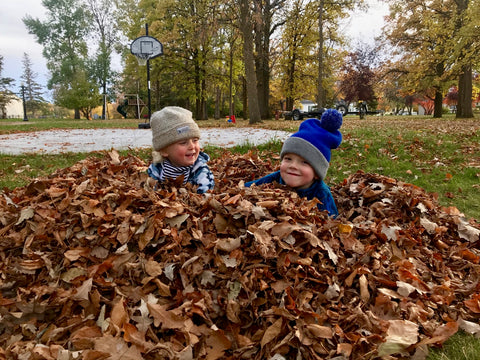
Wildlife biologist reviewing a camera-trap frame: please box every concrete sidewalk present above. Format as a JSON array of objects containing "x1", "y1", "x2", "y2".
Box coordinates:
[{"x1": 0, "y1": 127, "x2": 291, "y2": 155}]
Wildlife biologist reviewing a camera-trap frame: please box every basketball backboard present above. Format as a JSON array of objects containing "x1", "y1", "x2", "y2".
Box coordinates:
[{"x1": 130, "y1": 35, "x2": 163, "y2": 65}]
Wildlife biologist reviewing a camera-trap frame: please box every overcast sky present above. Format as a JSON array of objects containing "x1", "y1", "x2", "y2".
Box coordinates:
[
  {"x1": 0, "y1": 0, "x2": 389, "y2": 97},
  {"x1": 342, "y1": 0, "x2": 390, "y2": 45},
  {"x1": 0, "y1": 0, "x2": 47, "y2": 95}
]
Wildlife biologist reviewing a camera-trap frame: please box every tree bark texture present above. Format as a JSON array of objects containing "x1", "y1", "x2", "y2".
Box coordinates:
[
  {"x1": 456, "y1": 65, "x2": 474, "y2": 118},
  {"x1": 454, "y1": 0, "x2": 473, "y2": 118},
  {"x1": 254, "y1": 0, "x2": 270, "y2": 120},
  {"x1": 239, "y1": 0, "x2": 261, "y2": 124},
  {"x1": 242, "y1": 76, "x2": 248, "y2": 120},
  {"x1": 433, "y1": 88, "x2": 443, "y2": 118},
  {"x1": 316, "y1": 0, "x2": 325, "y2": 108}
]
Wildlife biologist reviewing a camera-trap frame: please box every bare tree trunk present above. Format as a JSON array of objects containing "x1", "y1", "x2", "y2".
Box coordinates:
[
  {"x1": 285, "y1": 52, "x2": 297, "y2": 111},
  {"x1": 316, "y1": 0, "x2": 325, "y2": 108},
  {"x1": 254, "y1": 0, "x2": 270, "y2": 120},
  {"x1": 239, "y1": 0, "x2": 261, "y2": 124},
  {"x1": 242, "y1": 76, "x2": 248, "y2": 120},
  {"x1": 228, "y1": 38, "x2": 235, "y2": 117},
  {"x1": 433, "y1": 88, "x2": 443, "y2": 118},
  {"x1": 102, "y1": 83, "x2": 106, "y2": 120},
  {"x1": 200, "y1": 73, "x2": 207, "y2": 120},
  {"x1": 215, "y1": 86, "x2": 221, "y2": 120},
  {"x1": 194, "y1": 52, "x2": 202, "y2": 120},
  {"x1": 453, "y1": 0, "x2": 473, "y2": 118},
  {"x1": 254, "y1": 0, "x2": 285, "y2": 119},
  {"x1": 456, "y1": 64, "x2": 474, "y2": 118},
  {"x1": 155, "y1": 79, "x2": 160, "y2": 110},
  {"x1": 432, "y1": 62, "x2": 444, "y2": 118},
  {"x1": 286, "y1": 97, "x2": 294, "y2": 112}
]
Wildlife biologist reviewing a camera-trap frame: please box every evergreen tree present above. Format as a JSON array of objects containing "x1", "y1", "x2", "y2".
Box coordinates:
[
  {"x1": 20, "y1": 53, "x2": 46, "y2": 117},
  {"x1": 0, "y1": 55, "x2": 15, "y2": 119}
]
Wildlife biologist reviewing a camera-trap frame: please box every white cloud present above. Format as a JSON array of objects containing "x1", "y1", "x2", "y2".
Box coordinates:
[
  {"x1": 342, "y1": 0, "x2": 390, "y2": 47},
  {"x1": 0, "y1": 0, "x2": 48, "y2": 93}
]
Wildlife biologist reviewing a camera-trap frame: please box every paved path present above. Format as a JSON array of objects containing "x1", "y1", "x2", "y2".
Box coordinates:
[{"x1": 0, "y1": 128, "x2": 291, "y2": 155}]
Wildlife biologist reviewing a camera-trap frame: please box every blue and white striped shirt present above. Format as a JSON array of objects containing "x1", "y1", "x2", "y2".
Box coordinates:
[{"x1": 147, "y1": 151, "x2": 215, "y2": 194}]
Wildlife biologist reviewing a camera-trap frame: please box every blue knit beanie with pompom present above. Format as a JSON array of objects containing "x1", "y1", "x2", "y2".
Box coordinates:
[{"x1": 280, "y1": 108, "x2": 343, "y2": 180}]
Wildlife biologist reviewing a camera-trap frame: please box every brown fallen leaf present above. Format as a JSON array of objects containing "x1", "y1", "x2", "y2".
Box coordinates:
[{"x1": 0, "y1": 151, "x2": 479, "y2": 360}]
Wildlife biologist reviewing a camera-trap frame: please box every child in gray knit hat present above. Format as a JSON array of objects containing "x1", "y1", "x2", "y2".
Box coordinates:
[
  {"x1": 245, "y1": 109, "x2": 343, "y2": 216},
  {"x1": 147, "y1": 106, "x2": 214, "y2": 193}
]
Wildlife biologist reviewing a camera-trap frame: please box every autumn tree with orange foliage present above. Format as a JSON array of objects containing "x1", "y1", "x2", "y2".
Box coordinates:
[{"x1": 382, "y1": 0, "x2": 479, "y2": 118}]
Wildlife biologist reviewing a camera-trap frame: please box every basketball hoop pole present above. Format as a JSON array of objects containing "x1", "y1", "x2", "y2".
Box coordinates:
[
  {"x1": 146, "y1": 24, "x2": 152, "y2": 126},
  {"x1": 130, "y1": 24, "x2": 163, "y2": 129}
]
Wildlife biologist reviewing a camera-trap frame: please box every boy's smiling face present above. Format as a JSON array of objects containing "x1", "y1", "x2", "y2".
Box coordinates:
[
  {"x1": 280, "y1": 153, "x2": 317, "y2": 190},
  {"x1": 161, "y1": 137, "x2": 200, "y2": 167}
]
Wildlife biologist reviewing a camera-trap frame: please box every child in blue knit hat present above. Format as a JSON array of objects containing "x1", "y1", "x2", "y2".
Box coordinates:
[{"x1": 244, "y1": 109, "x2": 343, "y2": 216}]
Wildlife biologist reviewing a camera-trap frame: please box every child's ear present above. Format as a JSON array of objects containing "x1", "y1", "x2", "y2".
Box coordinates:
[
  {"x1": 152, "y1": 150, "x2": 165, "y2": 163},
  {"x1": 157, "y1": 147, "x2": 169, "y2": 157}
]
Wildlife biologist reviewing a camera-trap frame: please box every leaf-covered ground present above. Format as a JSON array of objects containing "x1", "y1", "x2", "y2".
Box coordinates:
[{"x1": 0, "y1": 150, "x2": 479, "y2": 360}]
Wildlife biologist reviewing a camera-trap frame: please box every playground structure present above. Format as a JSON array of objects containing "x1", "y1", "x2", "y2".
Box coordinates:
[{"x1": 116, "y1": 94, "x2": 147, "y2": 120}]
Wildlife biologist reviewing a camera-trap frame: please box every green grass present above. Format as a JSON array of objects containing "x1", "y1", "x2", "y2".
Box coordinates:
[
  {"x1": 427, "y1": 331, "x2": 480, "y2": 360},
  {"x1": 1, "y1": 115, "x2": 479, "y2": 359},
  {"x1": 0, "y1": 152, "x2": 93, "y2": 189},
  {"x1": 325, "y1": 116, "x2": 480, "y2": 221},
  {"x1": 204, "y1": 138, "x2": 284, "y2": 158},
  {"x1": 0, "y1": 149, "x2": 152, "y2": 191}
]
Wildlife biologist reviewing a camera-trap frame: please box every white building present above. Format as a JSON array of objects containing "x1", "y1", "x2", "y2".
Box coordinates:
[
  {"x1": 1, "y1": 96, "x2": 24, "y2": 118},
  {"x1": 297, "y1": 100, "x2": 317, "y2": 112}
]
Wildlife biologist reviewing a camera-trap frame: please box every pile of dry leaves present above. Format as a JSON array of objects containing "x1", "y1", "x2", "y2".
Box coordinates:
[{"x1": 0, "y1": 150, "x2": 479, "y2": 360}]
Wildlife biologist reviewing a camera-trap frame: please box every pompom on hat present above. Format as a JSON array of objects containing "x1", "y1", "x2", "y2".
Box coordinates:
[
  {"x1": 151, "y1": 106, "x2": 201, "y2": 151},
  {"x1": 280, "y1": 108, "x2": 343, "y2": 180}
]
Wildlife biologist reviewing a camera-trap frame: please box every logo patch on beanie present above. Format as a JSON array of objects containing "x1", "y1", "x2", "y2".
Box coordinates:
[{"x1": 176, "y1": 125, "x2": 191, "y2": 134}]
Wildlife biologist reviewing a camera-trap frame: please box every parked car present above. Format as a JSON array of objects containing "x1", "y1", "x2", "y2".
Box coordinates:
[
  {"x1": 335, "y1": 100, "x2": 383, "y2": 118},
  {"x1": 335, "y1": 101, "x2": 349, "y2": 116},
  {"x1": 285, "y1": 106, "x2": 326, "y2": 121}
]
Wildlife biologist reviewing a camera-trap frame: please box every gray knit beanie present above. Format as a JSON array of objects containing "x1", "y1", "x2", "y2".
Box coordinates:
[
  {"x1": 151, "y1": 106, "x2": 201, "y2": 151},
  {"x1": 280, "y1": 109, "x2": 343, "y2": 181}
]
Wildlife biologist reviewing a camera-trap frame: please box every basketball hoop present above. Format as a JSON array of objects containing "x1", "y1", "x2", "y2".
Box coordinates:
[
  {"x1": 136, "y1": 54, "x2": 149, "y2": 66},
  {"x1": 130, "y1": 35, "x2": 163, "y2": 65},
  {"x1": 130, "y1": 29, "x2": 163, "y2": 129}
]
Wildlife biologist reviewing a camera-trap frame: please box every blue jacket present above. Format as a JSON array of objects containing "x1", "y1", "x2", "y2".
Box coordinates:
[
  {"x1": 147, "y1": 152, "x2": 215, "y2": 194},
  {"x1": 245, "y1": 170, "x2": 338, "y2": 216}
]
